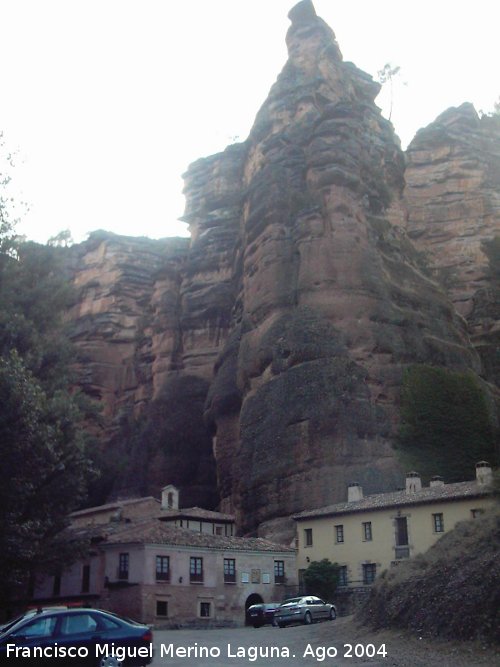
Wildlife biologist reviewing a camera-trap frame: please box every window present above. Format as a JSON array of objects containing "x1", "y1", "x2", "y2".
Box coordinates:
[
  {"x1": 200, "y1": 602, "x2": 211, "y2": 618},
  {"x1": 471, "y1": 508, "x2": 484, "y2": 519},
  {"x1": 304, "y1": 528, "x2": 313, "y2": 546},
  {"x1": 224, "y1": 558, "x2": 236, "y2": 583},
  {"x1": 156, "y1": 555, "x2": 170, "y2": 581},
  {"x1": 215, "y1": 526, "x2": 223, "y2": 535},
  {"x1": 118, "y1": 553, "x2": 129, "y2": 580},
  {"x1": 338, "y1": 566, "x2": 348, "y2": 587},
  {"x1": 362, "y1": 563, "x2": 376, "y2": 584},
  {"x1": 274, "y1": 560, "x2": 285, "y2": 584},
  {"x1": 156, "y1": 600, "x2": 168, "y2": 617},
  {"x1": 362, "y1": 522, "x2": 372, "y2": 541},
  {"x1": 190, "y1": 557, "x2": 203, "y2": 583},
  {"x1": 60, "y1": 613, "x2": 97, "y2": 635},
  {"x1": 395, "y1": 517, "x2": 408, "y2": 546},
  {"x1": 13, "y1": 617, "x2": 57, "y2": 638},
  {"x1": 98, "y1": 616, "x2": 120, "y2": 630},
  {"x1": 335, "y1": 524, "x2": 344, "y2": 543},
  {"x1": 433, "y1": 513, "x2": 444, "y2": 533},
  {"x1": 81, "y1": 564, "x2": 90, "y2": 593},
  {"x1": 53, "y1": 573, "x2": 61, "y2": 597}
]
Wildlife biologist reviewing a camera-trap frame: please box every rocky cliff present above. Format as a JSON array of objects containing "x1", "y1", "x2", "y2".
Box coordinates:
[
  {"x1": 404, "y1": 105, "x2": 500, "y2": 386},
  {"x1": 66, "y1": 1, "x2": 499, "y2": 539}
]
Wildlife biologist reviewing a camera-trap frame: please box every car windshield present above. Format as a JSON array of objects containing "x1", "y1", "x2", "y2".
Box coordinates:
[{"x1": 0, "y1": 614, "x2": 29, "y2": 634}]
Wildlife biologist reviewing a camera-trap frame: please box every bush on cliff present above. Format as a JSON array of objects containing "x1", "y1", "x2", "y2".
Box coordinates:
[{"x1": 397, "y1": 365, "x2": 497, "y2": 482}]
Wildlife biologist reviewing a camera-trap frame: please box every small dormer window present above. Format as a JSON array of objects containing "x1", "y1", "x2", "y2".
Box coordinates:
[{"x1": 167, "y1": 492, "x2": 173, "y2": 509}]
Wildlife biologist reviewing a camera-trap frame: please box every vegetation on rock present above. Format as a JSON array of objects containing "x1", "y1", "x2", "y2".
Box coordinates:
[{"x1": 397, "y1": 365, "x2": 497, "y2": 482}]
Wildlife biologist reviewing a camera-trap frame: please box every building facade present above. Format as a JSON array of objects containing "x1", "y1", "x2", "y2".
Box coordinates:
[
  {"x1": 33, "y1": 487, "x2": 297, "y2": 625},
  {"x1": 294, "y1": 462, "x2": 495, "y2": 589}
]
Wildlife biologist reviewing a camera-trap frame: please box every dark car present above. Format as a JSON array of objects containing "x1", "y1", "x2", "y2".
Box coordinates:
[
  {"x1": 245, "y1": 602, "x2": 281, "y2": 628},
  {"x1": 273, "y1": 596, "x2": 336, "y2": 627},
  {"x1": 0, "y1": 606, "x2": 76, "y2": 634},
  {"x1": 0, "y1": 607, "x2": 153, "y2": 665}
]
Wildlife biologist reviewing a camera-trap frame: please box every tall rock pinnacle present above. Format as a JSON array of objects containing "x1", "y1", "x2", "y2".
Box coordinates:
[
  {"x1": 196, "y1": 1, "x2": 483, "y2": 537},
  {"x1": 65, "y1": 2, "x2": 497, "y2": 535}
]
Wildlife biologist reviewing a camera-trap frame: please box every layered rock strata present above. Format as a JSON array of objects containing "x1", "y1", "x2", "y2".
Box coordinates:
[
  {"x1": 66, "y1": 1, "x2": 498, "y2": 538},
  {"x1": 68, "y1": 231, "x2": 188, "y2": 419},
  {"x1": 404, "y1": 105, "x2": 500, "y2": 385},
  {"x1": 202, "y1": 0, "x2": 483, "y2": 535}
]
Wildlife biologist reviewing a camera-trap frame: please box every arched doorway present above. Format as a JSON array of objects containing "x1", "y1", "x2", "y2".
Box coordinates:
[{"x1": 244, "y1": 593, "x2": 264, "y2": 625}]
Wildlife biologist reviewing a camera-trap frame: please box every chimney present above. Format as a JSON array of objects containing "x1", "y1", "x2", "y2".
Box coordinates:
[
  {"x1": 347, "y1": 482, "x2": 363, "y2": 502},
  {"x1": 405, "y1": 471, "x2": 422, "y2": 494},
  {"x1": 475, "y1": 461, "x2": 492, "y2": 486},
  {"x1": 161, "y1": 484, "x2": 179, "y2": 510},
  {"x1": 430, "y1": 475, "x2": 445, "y2": 488}
]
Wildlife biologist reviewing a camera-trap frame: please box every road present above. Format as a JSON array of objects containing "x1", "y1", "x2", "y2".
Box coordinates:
[{"x1": 149, "y1": 616, "x2": 498, "y2": 667}]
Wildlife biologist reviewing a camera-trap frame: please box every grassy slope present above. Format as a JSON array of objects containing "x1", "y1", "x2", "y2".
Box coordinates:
[{"x1": 358, "y1": 510, "x2": 500, "y2": 644}]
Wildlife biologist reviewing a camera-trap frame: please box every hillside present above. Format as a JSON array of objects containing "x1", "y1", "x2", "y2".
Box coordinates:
[{"x1": 358, "y1": 510, "x2": 500, "y2": 644}]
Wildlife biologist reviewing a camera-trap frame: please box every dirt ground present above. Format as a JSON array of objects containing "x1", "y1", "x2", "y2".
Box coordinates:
[
  {"x1": 335, "y1": 616, "x2": 500, "y2": 667},
  {"x1": 150, "y1": 615, "x2": 499, "y2": 667}
]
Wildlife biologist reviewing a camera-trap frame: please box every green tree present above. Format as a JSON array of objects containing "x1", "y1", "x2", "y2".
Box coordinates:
[
  {"x1": 0, "y1": 138, "x2": 96, "y2": 612},
  {"x1": 0, "y1": 132, "x2": 28, "y2": 258},
  {"x1": 47, "y1": 229, "x2": 74, "y2": 247},
  {"x1": 0, "y1": 352, "x2": 92, "y2": 606},
  {"x1": 303, "y1": 559, "x2": 339, "y2": 602}
]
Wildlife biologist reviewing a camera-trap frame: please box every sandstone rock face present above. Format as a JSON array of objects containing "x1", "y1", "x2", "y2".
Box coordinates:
[
  {"x1": 68, "y1": 231, "x2": 188, "y2": 421},
  {"x1": 204, "y1": 0, "x2": 483, "y2": 536},
  {"x1": 66, "y1": 1, "x2": 498, "y2": 539},
  {"x1": 404, "y1": 105, "x2": 500, "y2": 385}
]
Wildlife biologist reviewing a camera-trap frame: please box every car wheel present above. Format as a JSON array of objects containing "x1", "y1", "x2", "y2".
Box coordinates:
[
  {"x1": 252, "y1": 623, "x2": 261, "y2": 628},
  {"x1": 304, "y1": 611, "x2": 312, "y2": 625},
  {"x1": 329, "y1": 608, "x2": 336, "y2": 620},
  {"x1": 97, "y1": 655, "x2": 124, "y2": 667}
]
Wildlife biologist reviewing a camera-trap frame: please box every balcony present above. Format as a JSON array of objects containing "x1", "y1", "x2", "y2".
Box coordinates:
[
  {"x1": 394, "y1": 546, "x2": 410, "y2": 560},
  {"x1": 274, "y1": 574, "x2": 286, "y2": 584},
  {"x1": 190, "y1": 572, "x2": 203, "y2": 583},
  {"x1": 156, "y1": 571, "x2": 170, "y2": 582},
  {"x1": 224, "y1": 572, "x2": 236, "y2": 584},
  {"x1": 117, "y1": 569, "x2": 129, "y2": 580}
]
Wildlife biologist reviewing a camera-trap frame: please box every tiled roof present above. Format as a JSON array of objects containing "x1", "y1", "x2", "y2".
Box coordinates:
[
  {"x1": 158, "y1": 507, "x2": 235, "y2": 522},
  {"x1": 70, "y1": 496, "x2": 159, "y2": 517},
  {"x1": 102, "y1": 519, "x2": 295, "y2": 553},
  {"x1": 294, "y1": 481, "x2": 491, "y2": 520}
]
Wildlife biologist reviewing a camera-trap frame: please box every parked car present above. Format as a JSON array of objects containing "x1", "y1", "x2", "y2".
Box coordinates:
[
  {"x1": 273, "y1": 596, "x2": 337, "y2": 627},
  {"x1": 0, "y1": 607, "x2": 153, "y2": 665},
  {"x1": 245, "y1": 602, "x2": 281, "y2": 628},
  {"x1": 0, "y1": 606, "x2": 77, "y2": 634}
]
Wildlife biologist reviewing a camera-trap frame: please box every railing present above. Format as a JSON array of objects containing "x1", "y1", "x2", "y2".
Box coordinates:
[
  {"x1": 156, "y1": 571, "x2": 170, "y2": 582},
  {"x1": 274, "y1": 574, "x2": 286, "y2": 584},
  {"x1": 117, "y1": 569, "x2": 129, "y2": 580},
  {"x1": 224, "y1": 572, "x2": 236, "y2": 583},
  {"x1": 190, "y1": 572, "x2": 203, "y2": 583}
]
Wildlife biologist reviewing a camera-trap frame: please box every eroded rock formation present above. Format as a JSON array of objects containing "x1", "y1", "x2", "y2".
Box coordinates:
[
  {"x1": 404, "y1": 104, "x2": 500, "y2": 385},
  {"x1": 66, "y1": 1, "x2": 499, "y2": 538}
]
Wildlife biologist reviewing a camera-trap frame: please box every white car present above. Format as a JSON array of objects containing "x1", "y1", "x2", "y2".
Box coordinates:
[{"x1": 273, "y1": 596, "x2": 336, "y2": 627}]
